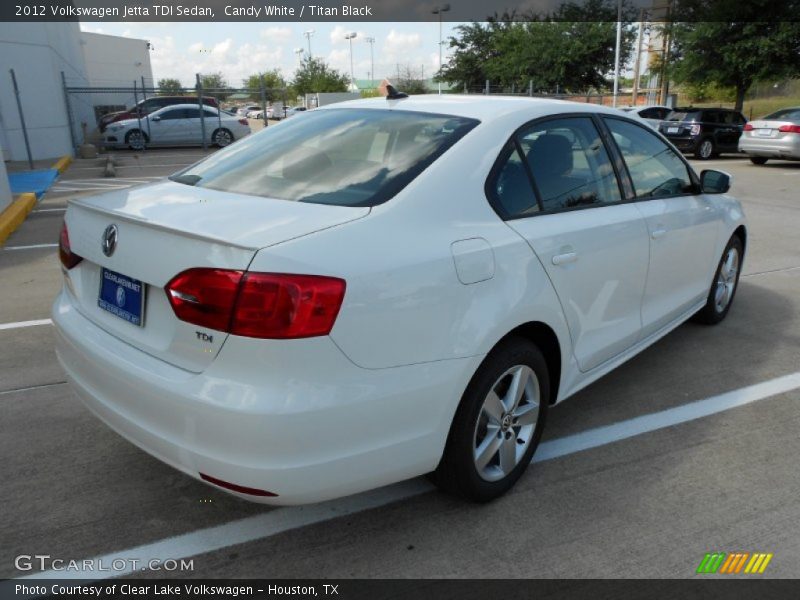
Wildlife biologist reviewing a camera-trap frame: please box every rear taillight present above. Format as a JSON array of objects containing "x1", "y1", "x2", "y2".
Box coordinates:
[
  {"x1": 690, "y1": 124, "x2": 701, "y2": 136},
  {"x1": 165, "y1": 268, "x2": 346, "y2": 339},
  {"x1": 743, "y1": 123, "x2": 754, "y2": 131},
  {"x1": 778, "y1": 124, "x2": 800, "y2": 134},
  {"x1": 238, "y1": 118, "x2": 248, "y2": 125},
  {"x1": 165, "y1": 268, "x2": 243, "y2": 332},
  {"x1": 59, "y1": 221, "x2": 82, "y2": 270}
]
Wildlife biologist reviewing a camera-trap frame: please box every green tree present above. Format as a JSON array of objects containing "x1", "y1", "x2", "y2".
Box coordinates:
[
  {"x1": 197, "y1": 72, "x2": 231, "y2": 100},
  {"x1": 291, "y1": 57, "x2": 350, "y2": 96},
  {"x1": 157, "y1": 78, "x2": 183, "y2": 95},
  {"x1": 438, "y1": 0, "x2": 636, "y2": 93},
  {"x1": 395, "y1": 65, "x2": 428, "y2": 95},
  {"x1": 242, "y1": 69, "x2": 288, "y2": 101},
  {"x1": 668, "y1": 1, "x2": 800, "y2": 111}
]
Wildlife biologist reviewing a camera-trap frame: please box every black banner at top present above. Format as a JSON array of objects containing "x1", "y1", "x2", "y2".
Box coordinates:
[{"x1": 1, "y1": 0, "x2": 799, "y2": 23}]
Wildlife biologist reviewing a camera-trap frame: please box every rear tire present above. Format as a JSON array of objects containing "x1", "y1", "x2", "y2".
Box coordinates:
[
  {"x1": 694, "y1": 137, "x2": 715, "y2": 160},
  {"x1": 749, "y1": 157, "x2": 768, "y2": 165},
  {"x1": 431, "y1": 337, "x2": 550, "y2": 502},
  {"x1": 693, "y1": 235, "x2": 743, "y2": 325},
  {"x1": 212, "y1": 128, "x2": 234, "y2": 147}
]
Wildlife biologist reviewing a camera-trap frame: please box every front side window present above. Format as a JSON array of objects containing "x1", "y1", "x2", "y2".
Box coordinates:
[
  {"x1": 171, "y1": 109, "x2": 478, "y2": 207},
  {"x1": 604, "y1": 118, "x2": 694, "y2": 198},
  {"x1": 158, "y1": 109, "x2": 184, "y2": 120},
  {"x1": 519, "y1": 117, "x2": 622, "y2": 212}
]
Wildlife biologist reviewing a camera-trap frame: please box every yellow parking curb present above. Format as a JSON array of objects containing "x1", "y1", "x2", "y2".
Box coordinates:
[
  {"x1": 0, "y1": 193, "x2": 37, "y2": 246},
  {"x1": 52, "y1": 155, "x2": 73, "y2": 173}
]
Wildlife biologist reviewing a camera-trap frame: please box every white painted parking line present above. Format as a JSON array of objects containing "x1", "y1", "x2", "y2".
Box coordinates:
[
  {"x1": 1, "y1": 244, "x2": 58, "y2": 251},
  {"x1": 33, "y1": 208, "x2": 67, "y2": 213},
  {"x1": 18, "y1": 369, "x2": 800, "y2": 581},
  {"x1": 0, "y1": 318, "x2": 52, "y2": 330}
]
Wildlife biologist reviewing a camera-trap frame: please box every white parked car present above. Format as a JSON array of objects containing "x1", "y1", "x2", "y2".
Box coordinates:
[
  {"x1": 739, "y1": 106, "x2": 800, "y2": 164},
  {"x1": 55, "y1": 96, "x2": 746, "y2": 505},
  {"x1": 619, "y1": 105, "x2": 672, "y2": 129},
  {"x1": 237, "y1": 105, "x2": 261, "y2": 117},
  {"x1": 102, "y1": 104, "x2": 251, "y2": 149}
]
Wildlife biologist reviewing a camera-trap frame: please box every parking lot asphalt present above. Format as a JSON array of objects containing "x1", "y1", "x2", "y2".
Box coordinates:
[{"x1": 1, "y1": 150, "x2": 799, "y2": 580}]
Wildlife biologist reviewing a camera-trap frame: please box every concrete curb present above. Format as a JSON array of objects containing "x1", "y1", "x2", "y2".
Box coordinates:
[
  {"x1": 0, "y1": 193, "x2": 37, "y2": 246},
  {"x1": 52, "y1": 155, "x2": 73, "y2": 174}
]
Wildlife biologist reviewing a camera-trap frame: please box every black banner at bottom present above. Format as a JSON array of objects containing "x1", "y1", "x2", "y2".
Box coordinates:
[{"x1": 4, "y1": 579, "x2": 800, "y2": 600}]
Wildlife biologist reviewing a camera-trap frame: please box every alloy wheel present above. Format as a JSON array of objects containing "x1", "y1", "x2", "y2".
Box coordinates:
[
  {"x1": 473, "y1": 364, "x2": 540, "y2": 482},
  {"x1": 714, "y1": 246, "x2": 740, "y2": 312}
]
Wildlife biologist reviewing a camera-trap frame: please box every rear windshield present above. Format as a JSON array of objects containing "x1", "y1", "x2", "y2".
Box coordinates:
[
  {"x1": 763, "y1": 108, "x2": 800, "y2": 122},
  {"x1": 171, "y1": 108, "x2": 478, "y2": 207},
  {"x1": 665, "y1": 110, "x2": 701, "y2": 122}
]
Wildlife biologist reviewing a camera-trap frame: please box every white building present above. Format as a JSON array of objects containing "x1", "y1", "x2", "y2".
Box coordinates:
[
  {"x1": 0, "y1": 23, "x2": 153, "y2": 163},
  {"x1": 80, "y1": 31, "x2": 154, "y2": 118}
]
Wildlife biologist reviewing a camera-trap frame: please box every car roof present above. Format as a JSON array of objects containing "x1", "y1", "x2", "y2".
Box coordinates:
[
  {"x1": 152, "y1": 103, "x2": 220, "y2": 113},
  {"x1": 317, "y1": 94, "x2": 634, "y2": 123}
]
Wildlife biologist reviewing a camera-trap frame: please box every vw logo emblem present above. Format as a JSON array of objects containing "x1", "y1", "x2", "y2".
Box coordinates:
[
  {"x1": 115, "y1": 286, "x2": 126, "y2": 307},
  {"x1": 102, "y1": 224, "x2": 118, "y2": 257}
]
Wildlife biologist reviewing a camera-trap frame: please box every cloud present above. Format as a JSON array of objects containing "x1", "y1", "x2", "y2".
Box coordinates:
[{"x1": 260, "y1": 26, "x2": 292, "y2": 43}]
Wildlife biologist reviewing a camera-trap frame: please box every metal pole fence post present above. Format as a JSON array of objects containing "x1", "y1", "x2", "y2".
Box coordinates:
[
  {"x1": 529, "y1": 80, "x2": 533, "y2": 96},
  {"x1": 485, "y1": 80, "x2": 489, "y2": 95},
  {"x1": 260, "y1": 76, "x2": 267, "y2": 127},
  {"x1": 141, "y1": 75, "x2": 151, "y2": 140},
  {"x1": 60, "y1": 71, "x2": 78, "y2": 156},
  {"x1": 133, "y1": 80, "x2": 145, "y2": 151},
  {"x1": 196, "y1": 74, "x2": 207, "y2": 150},
  {"x1": 10, "y1": 69, "x2": 34, "y2": 169}
]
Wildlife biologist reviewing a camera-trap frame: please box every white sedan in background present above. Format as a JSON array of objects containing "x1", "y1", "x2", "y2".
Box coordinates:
[
  {"x1": 55, "y1": 96, "x2": 746, "y2": 505},
  {"x1": 619, "y1": 105, "x2": 672, "y2": 129},
  {"x1": 102, "y1": 104, "x2": 251, "y2": 149}
]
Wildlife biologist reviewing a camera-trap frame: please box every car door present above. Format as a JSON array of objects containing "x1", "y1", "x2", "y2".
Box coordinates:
[
  {"x1": 602, "y1": 117, "x2": 720, "y2": 337},
  {"x1": 149, "y1": 107, "x2": 185, "y2": 145},
  {"x1": 496, "y1": 115, "x2": 650, "y2": 372},
  {"x1": 719, "y1": 111, "x2": 746, "y2": 151}
]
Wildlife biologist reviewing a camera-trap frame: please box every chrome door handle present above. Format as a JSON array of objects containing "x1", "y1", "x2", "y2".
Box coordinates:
[
  {"x1": 651, "y1": 229, "x2": 667, "y2": 240},
  {"x1": 552, "y1": 252, "x2": 578, "y2": 266}
]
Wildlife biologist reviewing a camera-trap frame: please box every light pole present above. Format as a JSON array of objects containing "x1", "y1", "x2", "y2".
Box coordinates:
[
  {"x1": 432, "y1": 4, "x2": 450, "y2": 94},
  {"x1": 345, "y1": 32, "x2": 357, "y2": 90},
  {"x1": 294, "y1": 47, "x2": 304, "y2": 66},
  {"x1": 365, "y1": 36, "x2": 375, "y2": 86},
  {"x1": 304, "y1": 29, "x2": 315, "y2": 57}
]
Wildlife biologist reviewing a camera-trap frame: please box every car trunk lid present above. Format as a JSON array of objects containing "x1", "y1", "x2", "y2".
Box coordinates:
[{"x1": 63, "y1": 180, "x2": 368, "y2": 372}]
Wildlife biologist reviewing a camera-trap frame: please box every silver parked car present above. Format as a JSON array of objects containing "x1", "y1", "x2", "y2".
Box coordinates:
[
  {"x1": 739, "y1": 107, "x2": 800, "y2": 164},
  {"x1": 102, "y1": 104, "x2": 251, "y2": 150}
]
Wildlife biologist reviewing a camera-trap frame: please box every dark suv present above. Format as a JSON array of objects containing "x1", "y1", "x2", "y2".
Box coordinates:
[
  {"x1": 98, "y1": 96, "x2": 219, "y2": 132},
  {"x1": 660, "y1": 107, "x2": 747, "y2": 159}
]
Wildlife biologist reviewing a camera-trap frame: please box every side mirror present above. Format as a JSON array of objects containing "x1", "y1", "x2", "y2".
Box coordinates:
[
  {"x1": 151, "y1": 115, "x2": 161, "y2": 122},
  {"x1": 700, "y1": 169, "x2": 731, "y2": 194}
]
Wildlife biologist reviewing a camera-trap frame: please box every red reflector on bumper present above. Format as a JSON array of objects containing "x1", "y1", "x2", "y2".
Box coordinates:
[{"x1": 199, "y1": 472, "x2": 278, "y2": 497}]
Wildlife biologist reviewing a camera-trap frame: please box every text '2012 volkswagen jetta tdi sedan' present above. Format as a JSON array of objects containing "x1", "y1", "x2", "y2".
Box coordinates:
[{"x1": 54, "y1": 95, "x2": 746, "y2": 504}]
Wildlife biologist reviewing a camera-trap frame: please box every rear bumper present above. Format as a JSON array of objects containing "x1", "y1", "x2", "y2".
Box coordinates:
[
  {"x1": 738, "y1": 136, "x2": 800, "y2": 159},
  {"x1": 53, "y1": 289, "x2": 479, "y2": 504},
  {"x1": 664, "y1": 136, "x2": 697, "y2": 152}
]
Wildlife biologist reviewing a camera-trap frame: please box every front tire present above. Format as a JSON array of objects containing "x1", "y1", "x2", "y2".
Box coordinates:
[
  {"x1": 432, "y1": 337, "x2": 550, "y2": 502},
  {"x1": 694, "y1": 235, "x2": 743, "y2": 325},
  {"x1": 750, "y1": 156, "x2": 768, "y2": 165},
  {"x1": 125, "y1": 129, "x2": 148, "y2": 151}
]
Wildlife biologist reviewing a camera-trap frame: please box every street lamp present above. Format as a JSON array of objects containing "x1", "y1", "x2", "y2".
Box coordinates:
[
  {"x1": 612, "y1": 0, "x2": 622, "y2": 107},
  {"x1": 432, "y1": 3, "x2": 450, "y2": 94},
  {"x1": 294, "y1": 47, "x2": 304, "y2": 66},
  {"x1": 345, "y1": 32, "x2": 357, "y2": 90},
  {"x1": 365, "y1": 37, "x2": 375, "y2": 86},
  {"x1": 304, "y1": 29, "x2": 315, "y2": 57}
]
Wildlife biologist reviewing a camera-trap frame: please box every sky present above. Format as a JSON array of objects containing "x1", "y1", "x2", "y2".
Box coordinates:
[{"x1": 80, "y1": 22, "x2": 463, "y2": 87}]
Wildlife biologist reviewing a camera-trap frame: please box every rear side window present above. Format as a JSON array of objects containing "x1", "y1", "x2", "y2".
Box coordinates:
[
  {"x1": 159, "y1": 109, "x2": 185, "y2": 120},
  {"x1": 666, "y1": 110, "x2": 701, "y2": 122},
  {"x1": 489, "y1": 143, "x2": 539, "y2": 218},
  {"x1": 171, "y1": 109, "x2": 478, "y2": 207},
  {"x1": 519, "y1": 117, "x2": 622, "y2": 212},
  {"x1": 604, "y1": 118, "x2": 694, "y2": 198}
]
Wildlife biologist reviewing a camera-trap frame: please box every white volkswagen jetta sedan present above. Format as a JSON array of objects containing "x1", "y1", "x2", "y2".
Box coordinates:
[{"x1": 54, "y1": 96, "x2": 746, "y2": 504}]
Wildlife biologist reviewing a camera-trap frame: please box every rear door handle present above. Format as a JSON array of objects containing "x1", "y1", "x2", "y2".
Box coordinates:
[
  {"x1": 651, "y1": 229, "x2": 667, "y2": 240},
  {"x1": 552, "y1": 252, "x2": 578, "y2": 266}
]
